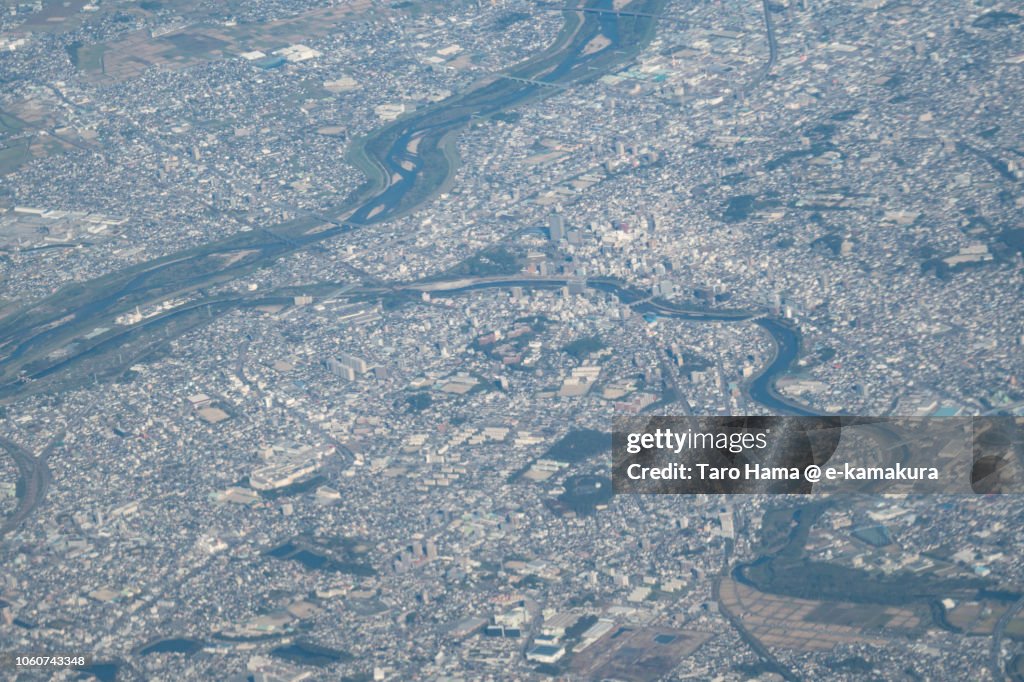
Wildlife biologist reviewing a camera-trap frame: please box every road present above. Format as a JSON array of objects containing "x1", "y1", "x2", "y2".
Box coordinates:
[
  {"x1": 742, "y1": 0, "x2": 779, "y2": 94},
  {"x1": 404, "y1": 274, "x2": 816, "y2": 416},
  {"x1": 0, "y1": 0, "x2": 783, "y2": 417},
  {"x1": 0, "y1": 0, "x2": 816, "y2": 541},
  {"x1": 0, "y1": 0, "x2": 666, "y2": 401},
  {"x1": 713, "y1": 575, "x2": 801, "y2": 682},
  {"x1": 0, "y1": 431, "x2": 61, "y2": 538},
  {"x1": 991, "y1": 596, "x2": 1024, "y2": 681}
]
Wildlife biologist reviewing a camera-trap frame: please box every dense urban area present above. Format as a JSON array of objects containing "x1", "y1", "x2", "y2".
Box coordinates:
[{"x1": 0, "y1": 0, "x2": 1022, "y2": 680}]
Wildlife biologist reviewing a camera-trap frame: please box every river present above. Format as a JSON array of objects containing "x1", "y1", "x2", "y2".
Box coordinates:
[
  {"x1": 0, "y1": 0, "x2": 666, "y2": 397},
  {"x1": 417, "y1": 276, "x2": 817, "y2": 416}
]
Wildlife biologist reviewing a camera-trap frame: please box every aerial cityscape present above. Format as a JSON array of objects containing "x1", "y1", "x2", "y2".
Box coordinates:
[{"x1": 0, "y1": 0, "x2": 1022, "y2": 679}]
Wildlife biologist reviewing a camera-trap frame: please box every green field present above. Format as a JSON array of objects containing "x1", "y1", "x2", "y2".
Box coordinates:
[
  {"x1": 0, "y1": 111, "x2": 27, "y2": 136},
  {"x1": 69, "y1": 43, "x2": 106, "y2": 74},
  {"x1": 1007, "y1": 617, "x2": 1024, "y2": 639},
  {"x1": 0, "y1": 144, "x2": 30, "y2": 175}
]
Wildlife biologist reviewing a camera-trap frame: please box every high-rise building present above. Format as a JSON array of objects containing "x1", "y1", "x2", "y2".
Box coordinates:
[
  {"x1": 549, "y1": 214, "x2": 565, "y2": 242},
  {"x1": 326, "y1": 358, "x2": 356, "y2": 381},
  {"x1": 339, "y1": 352, "x2": 368, "y2": 374}
]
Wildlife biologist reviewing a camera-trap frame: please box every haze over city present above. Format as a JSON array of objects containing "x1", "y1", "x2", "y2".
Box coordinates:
[{"x1": 0, "y1": 0, "x2": 1022, "y2": 680}]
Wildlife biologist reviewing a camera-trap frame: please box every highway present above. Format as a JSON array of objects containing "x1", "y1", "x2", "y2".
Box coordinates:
[
  {"x1": 0, "y1": 0, "x2": 818, "y2": 544},
  {"x1": 741, "y1": 0, "x2": 779, "y2": 94},
  {"x1": 0, "y1": 432, "x2": 60, "y2": 539},
  {"x1": 991, "y1": 595, "x2": 1024, "y2": 680},
  {"x1": 0, "y1": 0, "x2": 666, "y2": 402}
]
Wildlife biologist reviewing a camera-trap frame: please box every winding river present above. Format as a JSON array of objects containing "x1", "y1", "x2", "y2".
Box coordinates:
[
  {"x1": 0, "y1": 1, "x2": 817, "y2": 543},
  {"x1": 416, "y1": 276, "x2": 818, "y2": 416},
  {"x1": 0, "y1": 0, "x2": 667, "y2": 395}
]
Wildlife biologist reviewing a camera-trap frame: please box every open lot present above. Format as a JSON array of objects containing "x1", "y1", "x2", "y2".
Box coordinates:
[
  {"x1": 571, "y1": 626, "x2": 714, "y2": 681},
  {"x1": 71, "y1": 0, "x2": 377, "y2": 82},
  {"x1": 719, "y1": 577, "x2": 921, "y2": 652}
]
